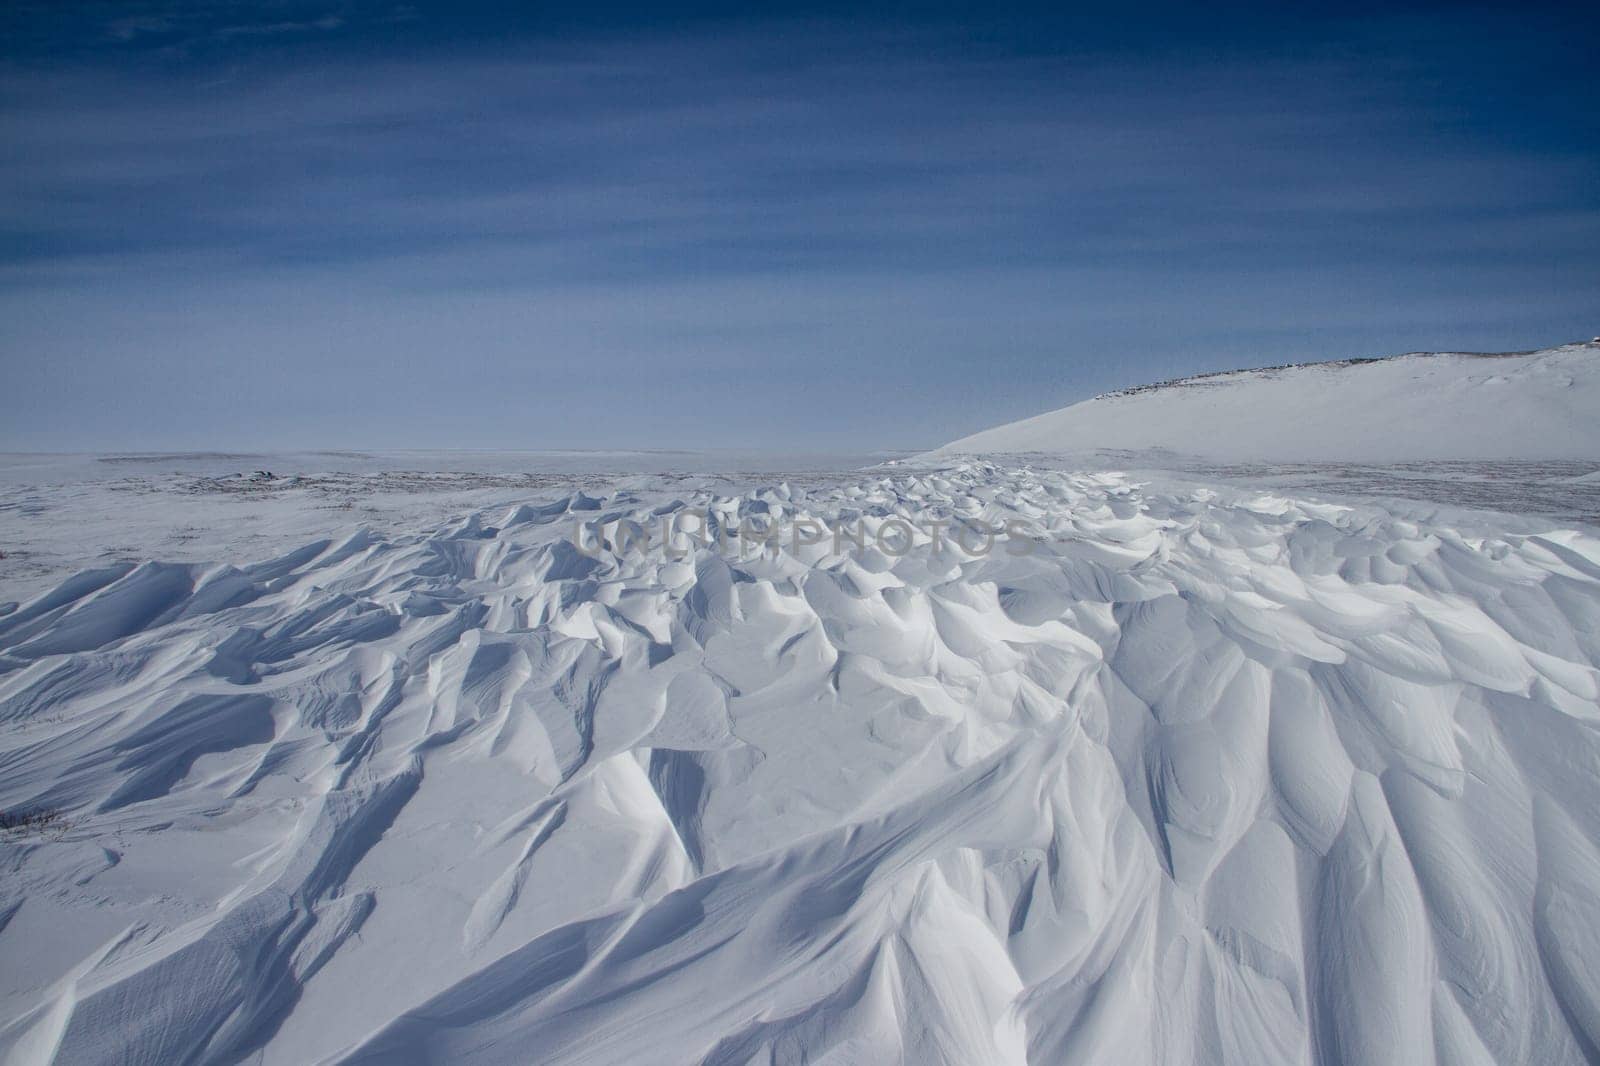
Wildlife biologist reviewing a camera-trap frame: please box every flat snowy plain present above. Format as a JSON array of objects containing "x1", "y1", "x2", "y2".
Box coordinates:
[{"x1": 2, "y1": 346, "x2": 1600, "y2": 1064}]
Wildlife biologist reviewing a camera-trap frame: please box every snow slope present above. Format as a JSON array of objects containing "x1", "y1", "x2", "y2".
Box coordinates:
[
  {"x1": 3, "y1": 464, "x2": 1600, "y2": 1064},
  {"x1": 933, "y1": 341, "x2": 1600, "y2": 462}
]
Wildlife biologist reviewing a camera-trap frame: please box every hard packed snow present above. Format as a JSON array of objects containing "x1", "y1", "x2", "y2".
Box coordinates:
[
  {"x1": 3, "y1": 459, "x2": 1600, "y2": 1064},
  {"x1": 933, "y1": 342, "x2": 1600, "y2": 462}
]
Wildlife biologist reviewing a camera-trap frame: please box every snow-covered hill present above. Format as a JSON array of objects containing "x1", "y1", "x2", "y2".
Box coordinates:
[
  {"x1": 934, "y1": 341, "x2": 1600, "y2": 462},
  {"x1": 3, "y1": 464, "x2": 1600, "y2": 1064}
]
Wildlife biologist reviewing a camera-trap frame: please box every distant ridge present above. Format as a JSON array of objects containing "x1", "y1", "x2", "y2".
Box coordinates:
[
  {"x1": 1102, "y1": 346, "x2": 1547, "y2": 399},
  {"x1": 930, "y1": 341, "x2": 1600, "y2": 462}
]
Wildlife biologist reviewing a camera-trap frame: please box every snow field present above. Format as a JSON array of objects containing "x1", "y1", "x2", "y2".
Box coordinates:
[{"x1": 0, "y1": 463, "x2": 1598, "y2": 1063}]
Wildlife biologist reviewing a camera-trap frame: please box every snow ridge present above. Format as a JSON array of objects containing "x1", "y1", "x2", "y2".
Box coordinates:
[
  {"x1": 934, "y1": 341, "x2": 1600, "y2": 462},
  {"x1": 1, "y1": 464, "x2": 1599, "y2": 1064}
]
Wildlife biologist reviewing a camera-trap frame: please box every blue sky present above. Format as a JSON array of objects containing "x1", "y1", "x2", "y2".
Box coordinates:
[{"x1": 2, "y1": 1, "x2": 1596, "y2": 451}]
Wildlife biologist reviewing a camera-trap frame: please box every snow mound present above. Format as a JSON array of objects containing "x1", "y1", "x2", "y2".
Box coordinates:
[
  {"x1": 3, "y1": 465, "x2": 1600, "y2": 1063},
  {"x1": 933, "y1": 341, "x2": 1600, "y2": 461}
]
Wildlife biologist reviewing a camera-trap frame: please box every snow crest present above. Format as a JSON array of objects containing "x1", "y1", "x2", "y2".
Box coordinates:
[
  {"x1": 2, "y1": 464, "x2": 1599, "y2": 1064},
  {"x1": 934, "y1": 342, "x2": 1600, "y2": 461}
]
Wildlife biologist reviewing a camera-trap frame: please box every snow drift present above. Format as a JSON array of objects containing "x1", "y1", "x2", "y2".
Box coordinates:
[
  {"x1": 3, "y1": 464, "x2": 1600, "y2": 1064},
  {"x1": 933, "y1": 341, "x2": 1600, "y2": 462}
]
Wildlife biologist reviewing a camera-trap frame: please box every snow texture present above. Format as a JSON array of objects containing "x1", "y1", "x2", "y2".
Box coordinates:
[{"x1": 4, "y1": 457, "x2": 1600, "y2": 1064}]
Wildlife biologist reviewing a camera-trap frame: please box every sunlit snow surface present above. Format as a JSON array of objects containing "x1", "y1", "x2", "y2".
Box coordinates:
[
  {"x1": 933, "y1": 342, "x2": 1600, "y2": 463},
  {"x1": 3, "y1": 457, "x2": 1600, "y2": 1064}
]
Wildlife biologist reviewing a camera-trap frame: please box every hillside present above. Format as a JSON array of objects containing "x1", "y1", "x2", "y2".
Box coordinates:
[{"x1": 933, "y1": 341, "x2": 1600, "y2": 462}]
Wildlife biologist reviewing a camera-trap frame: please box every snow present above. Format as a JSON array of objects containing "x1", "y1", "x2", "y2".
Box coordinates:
[
  {"x1": 932, "y1": 341, "x2": 1600, "y2": 462},
  {"x1": 0, "y1": 451, "x2": 899, "y2": 605},
  {"x1": 3, "y1": 451, "x2": 1600, "y2": 1063},
  {"x1": 2, "y1": 344, "x2": 1598, "y2": 1063}
]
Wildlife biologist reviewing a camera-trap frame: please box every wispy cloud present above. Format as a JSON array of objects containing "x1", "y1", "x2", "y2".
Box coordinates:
[
  {"x1": 1, "y1": 7, "x2": 1596, "y2": 449},
  {"x1": 6, "y1": 28, "x2": 1593, "y2": 278},
  {"x1": 105, "y1": 2, "x2": 349, "y2": 41},
  {"x1": 211, "y1": 15, "x2": 345, "y2": 39}
]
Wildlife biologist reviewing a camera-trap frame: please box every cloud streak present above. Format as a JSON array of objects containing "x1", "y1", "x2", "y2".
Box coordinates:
[{"x1": 1, "y1": 5, "x2": 1597, "y2": 449}]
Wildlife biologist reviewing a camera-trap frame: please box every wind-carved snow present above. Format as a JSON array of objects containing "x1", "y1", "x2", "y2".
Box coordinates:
[{"x1": 1, "y1": 464, "x2": 1599, "y2": 1064}]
